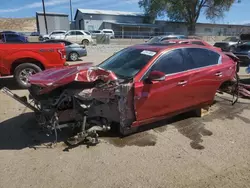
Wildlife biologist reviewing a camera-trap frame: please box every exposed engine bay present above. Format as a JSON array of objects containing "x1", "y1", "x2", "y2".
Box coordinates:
[
  {"x1": 1, "y1": 65, "x2": 136, "y2": 146},
  {"x1": 30, "y1": 80, "x2": 135, "y2": 145}
]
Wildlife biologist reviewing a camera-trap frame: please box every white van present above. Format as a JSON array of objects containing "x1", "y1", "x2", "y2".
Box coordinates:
[{"x1": 101, "y1": 29, "x2": 115, "y2": 38}]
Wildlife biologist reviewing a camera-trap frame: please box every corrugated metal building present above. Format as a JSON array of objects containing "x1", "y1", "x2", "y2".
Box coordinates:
[
  {"x1": 36, "y1": 12, "x2": 70, "y2": 35},
  {"x1": 74, "y1": 9, "x2": 157, "y2": 37},
  {"x1": 73, "y1": 9, "x2": 250, "y2": 37}
]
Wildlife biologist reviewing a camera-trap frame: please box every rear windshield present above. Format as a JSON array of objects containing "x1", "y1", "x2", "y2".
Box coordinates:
[
  {"x1": 103, "y1": 31, "x2": 113, "y2": 33},
  {"x1": 99, "y1": 48, "x2": 158, "y2": 79},
  {"x1": 52, "y1": 31, "x2": 65, "y2": 35},
  {"x1": 92, "y1": 31, "x2": 101, "y2": 33}
]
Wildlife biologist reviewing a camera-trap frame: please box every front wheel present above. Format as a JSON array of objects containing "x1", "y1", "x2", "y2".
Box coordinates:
[{"x1": 14, "y1": 63, "x2": 42, "y2": 89}]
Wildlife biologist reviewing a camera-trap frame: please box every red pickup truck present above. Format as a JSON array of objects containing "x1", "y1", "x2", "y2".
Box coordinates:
[{"x1": 0, "y1": 43, "x2": 66, "y2": 88}]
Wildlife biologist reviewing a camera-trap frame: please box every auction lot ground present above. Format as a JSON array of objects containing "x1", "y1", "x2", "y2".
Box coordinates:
[{"x1": 0, "y1": 45, "x2": 250, "y2": 188}]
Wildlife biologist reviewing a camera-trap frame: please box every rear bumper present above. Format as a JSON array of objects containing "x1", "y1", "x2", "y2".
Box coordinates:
[{"x1": 78, "y1": 49, "x2": 87, "y2": 57}]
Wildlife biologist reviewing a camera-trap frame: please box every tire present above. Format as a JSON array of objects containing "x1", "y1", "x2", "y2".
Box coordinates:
[
  {"x1": 82, "y1": 39, "x2": 89, "y2": 46},
  {"x1": 14, "y1": 63, "x2": 42, "y2": 89},
  {"x1": 229, "y1": 46, "x2": 235, "y2": 52},
  {"x1": 69, "y1": 52, "x2": 79, "y2": 61}
]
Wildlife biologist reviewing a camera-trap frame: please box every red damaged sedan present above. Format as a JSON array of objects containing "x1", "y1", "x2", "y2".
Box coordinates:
[{"x1": 1, "y1": 43, "x2": 238, "y2": 145}]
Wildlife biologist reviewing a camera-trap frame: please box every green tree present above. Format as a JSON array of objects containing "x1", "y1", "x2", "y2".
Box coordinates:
[{"x1": 139, "y1": 0, "x2": 241, "y2": 35}]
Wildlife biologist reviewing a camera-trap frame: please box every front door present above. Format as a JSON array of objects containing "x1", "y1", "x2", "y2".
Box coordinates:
[{"x1": 134, "y1": 49, "x2": 193, "y2": 122}]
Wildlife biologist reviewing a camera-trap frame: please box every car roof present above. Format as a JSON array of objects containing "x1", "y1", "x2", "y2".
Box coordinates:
[{"x1": 130, "y1": 43, "x2": 219, "y2": 53}]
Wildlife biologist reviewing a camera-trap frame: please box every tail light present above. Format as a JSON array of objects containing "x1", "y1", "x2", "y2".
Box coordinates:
[{"x1": 58, "y1": 48, "x2": 66, "y2": 59}]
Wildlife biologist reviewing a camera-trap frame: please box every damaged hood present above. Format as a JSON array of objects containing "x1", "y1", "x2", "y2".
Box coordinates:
[{"x1": 28, "y1": 62, "x2": 118, "y2": 92}]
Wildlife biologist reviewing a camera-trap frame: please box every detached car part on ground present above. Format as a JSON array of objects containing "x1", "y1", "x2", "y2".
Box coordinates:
[{"x1": 1, "y1": 44, "x2": 240, "y2": 146}]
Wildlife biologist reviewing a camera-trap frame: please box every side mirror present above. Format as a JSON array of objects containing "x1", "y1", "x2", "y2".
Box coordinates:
[{"x1": 146, "y1": 71, "x2": 166, "y2": 82}]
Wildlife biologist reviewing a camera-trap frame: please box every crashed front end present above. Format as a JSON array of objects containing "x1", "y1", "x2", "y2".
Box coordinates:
[{"x1": 4, "y1": 63, "x2": 136, "y2": 145}]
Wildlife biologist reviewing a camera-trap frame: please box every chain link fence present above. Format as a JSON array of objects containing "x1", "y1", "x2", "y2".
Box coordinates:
[{"x1": 0, "y1": 29, "x2": 237, "y2": 45}]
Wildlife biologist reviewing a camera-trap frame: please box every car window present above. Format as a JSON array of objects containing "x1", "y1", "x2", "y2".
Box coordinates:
[
  {"x1": 68, "y1": 31, "x2": 76, "y2": 35},
  {"x1": 92, "y1": 31, "x2": 101, "y2": 33},
  {"x1": 237, "y1": 44, "x2": 250, "y2": 51},
  {"x1": 75, "y1": 31, "x2": 84, "y2": 35},
  {"x1": 147, "y1": 36, "x2": 161, "y2": 43},
  {"x1": 191, "y1": 41, "x2": 205, "y2": 46},
  {"x1": 183, "y1": 48, "x2": 220, "y2": 69},
  {"x1": 51, "y1": 31, "x2": 65, "y2": 35},
  {"x1": 150, "y1": 49, "x2": 187, "y2": 75},
  {"x1": 84, "y1": 31, "x2": 91, "y2": 35},
  {"x1": 223, "y1": 37, "x2": 238, "y2": 42},
  {"x1": 161, "y1": 37, "x2": 178, "y2": 41},
  {"x1": 103, "y1": 31, "x2": 113, "y2": 33},
  {"x1": 98, "y1": 48, "x2": 158, "y2": 79},
  {"x1": 5, "y1": 34, "x2": 23, "y2": 42}
]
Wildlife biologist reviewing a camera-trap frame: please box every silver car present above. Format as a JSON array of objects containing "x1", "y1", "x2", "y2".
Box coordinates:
[{"x1": 44, "y1": 39, "x2": 87, "y2": 61}]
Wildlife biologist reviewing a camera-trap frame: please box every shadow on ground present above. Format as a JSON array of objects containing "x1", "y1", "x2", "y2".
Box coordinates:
[
  {"x1": 0, "y1": 95, "x2": 249, "y2": 151},
  {"x1": 0, "y1": 77, "x2": 22, "y2": 90}
]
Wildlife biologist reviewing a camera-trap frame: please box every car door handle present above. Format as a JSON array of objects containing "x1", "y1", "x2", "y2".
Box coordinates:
[
  {"x1": 177, "y1": 80, "x2": 187, "y2": 86},
  {"x1": 215, "y1": 72, "x2": 222, "y2": 77}
]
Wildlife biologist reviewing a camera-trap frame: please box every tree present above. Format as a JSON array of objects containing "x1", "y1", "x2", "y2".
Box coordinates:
[{"x1": 139, "y1": 0, "x2": 241, "y2": 35}]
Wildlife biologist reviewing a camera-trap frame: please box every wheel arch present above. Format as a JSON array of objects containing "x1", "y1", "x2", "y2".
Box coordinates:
[{"x1": 11, "y1": 58, "x2": 45, "y2": 74}]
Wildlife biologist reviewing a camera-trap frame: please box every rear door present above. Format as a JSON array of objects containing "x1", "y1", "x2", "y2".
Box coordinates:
[
  {"x1": 134, "y1": 49, "x2": 194, "y2": 121},
  {"x1": 182, "y1": 47, "x2": 223, "y2": 104},
  {"x1": 75, "y1": 31, "x2": 85, "y2": 44},
  {"x1": 65, "y1": 31, "x2": 77, "y2": 43}
]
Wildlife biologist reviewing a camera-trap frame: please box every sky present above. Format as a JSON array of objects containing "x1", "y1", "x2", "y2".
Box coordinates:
[{"x1": 0, "y1": 0, "x2": 250, "y2": 25}]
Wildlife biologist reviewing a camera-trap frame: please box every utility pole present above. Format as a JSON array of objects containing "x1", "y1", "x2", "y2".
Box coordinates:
[
  {"x1": 70, "y1": 0, "x2": 73, "y2": 22},
  {"x1": 42, "y1": 0, "x2": 48, "y2": 34}
]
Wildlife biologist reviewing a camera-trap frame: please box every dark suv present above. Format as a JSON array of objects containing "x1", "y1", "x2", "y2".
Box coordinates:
[{"x1": 0, "y1": 31, "x2": 28, "y2": 43}]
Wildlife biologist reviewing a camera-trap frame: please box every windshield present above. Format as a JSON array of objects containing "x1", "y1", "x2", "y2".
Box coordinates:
[
  {"x1": 84, "y1": 31, "x2": 91, "y2": 35},
  {"x1": 223, "y1": 37, "x2": 238, "y2": 42},
  {"x1": 147, "y1": 36, "x2": 161, "y2": 43},
  {"x1": 98, "y1": 48, "x2": 158, "y2": 79}
]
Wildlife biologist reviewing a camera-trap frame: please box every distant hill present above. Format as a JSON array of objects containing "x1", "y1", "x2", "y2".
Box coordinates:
[{"x1": 0, "y1": 17, "x2": 36, "y2": 32}]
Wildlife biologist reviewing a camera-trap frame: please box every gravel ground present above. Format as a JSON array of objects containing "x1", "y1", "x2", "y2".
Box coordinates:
[{"x1": 0, "y1": 45, "x2": 250, "y2": 188}]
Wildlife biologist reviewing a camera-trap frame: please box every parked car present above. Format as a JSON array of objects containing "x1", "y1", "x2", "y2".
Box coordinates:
[
  {"x1": 8, "y1": 43, "x2": 238, "y2": 145},
  {"x1": 147, "y1": 35, "x2": 188, "y2": 44},
  {"x1": 64, "y1": 30, "x2": 93, "y2": 45},
  {"x1": 43, "y1": 39, "x2": 87, "y2": 61},
  {"x1": 162, "y1": 39, "x2": 222, "y2": 51},
  {"x1": 90, "y1": 30, "x2": 104, "y2": 39},
  {"x1": 42, "y1": 30, "x2": 67, "y2": 40},
  {"x1": 30, "y1": 32, "x2": 40, "y2": 36},
  {"x1": 0, "y1": 32, "x2": 28, "y2": 43},
  {"x1": 0, "y1": 42, "x2": 66, "y2": 88},
  {"x1": 102, "y1": 29, "x2": 115, "y2": 38},
  {"x1": 213, "y1": 36, "x2": 239, "y2": 52},
  {"x1": 232, "y1": 42, "x2": 250, "y2": 64}
]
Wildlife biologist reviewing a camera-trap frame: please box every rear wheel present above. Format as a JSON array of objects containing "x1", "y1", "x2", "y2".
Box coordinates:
[
  {"x1": 14, "y1": 63, "x2": 42, "y2": 89},
  {"x1": 82, "y1": 39, "x2": 89, "y2": 46},
  {"x1": 69, "y1": 52, "x2": 79, "y2": 61}
]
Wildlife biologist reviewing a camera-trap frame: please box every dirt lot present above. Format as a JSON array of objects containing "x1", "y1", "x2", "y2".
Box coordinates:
[{"x1": 0, "y1": 45, "x2": 250, "y2": 188}]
